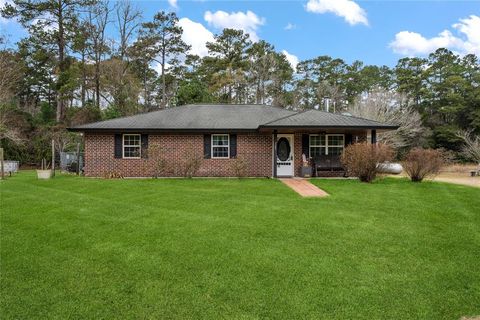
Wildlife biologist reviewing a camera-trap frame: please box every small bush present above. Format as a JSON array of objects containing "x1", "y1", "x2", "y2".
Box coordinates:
[
  {"x1": 182, "y1": 145, "x2": 202, "y2": 178},
  {"x1": 341, "y1": 142, "x2": 394, "y2": 183},
  {"x1": 230, "y1": 156, "x2": 248, "y2": 177},
  {"x1": 103, "y1": 171, "x2": 123, "y2": 179},
  {"x1": 403, "y1": 148, "x2": 444, "y2": 182},
  {"x1": 148, "y1": 145, "x2": 171, "y2": 177}
]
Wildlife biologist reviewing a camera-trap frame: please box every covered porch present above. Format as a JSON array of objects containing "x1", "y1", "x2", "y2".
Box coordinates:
[
  {"x1": 266, "y1": 128, "x2": 378, "y2": 178},
  {"x1": 258, "y1": 109, "x2": 397, "y2": 178}
]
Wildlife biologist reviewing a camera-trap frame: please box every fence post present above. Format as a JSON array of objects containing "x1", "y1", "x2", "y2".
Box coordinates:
[
  {"x1": 76, "y1": 143, "x2": 80, "y2": 175},
  {"x1": 51, "y1": 139, "x2": 55, "y2": 177}
]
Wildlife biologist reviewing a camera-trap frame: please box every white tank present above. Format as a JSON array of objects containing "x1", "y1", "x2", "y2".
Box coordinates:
[{"x1": 377, "y1": 162, "x2": 403, "y2": 174}]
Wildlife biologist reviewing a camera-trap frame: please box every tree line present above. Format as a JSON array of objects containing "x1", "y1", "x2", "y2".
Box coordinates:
[{"x1": 0, "y1": 0, "x2": 479, "y2": 164}]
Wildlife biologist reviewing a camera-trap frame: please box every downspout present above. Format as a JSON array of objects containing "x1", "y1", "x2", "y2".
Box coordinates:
[
  {"x1": 371, "y1": 129, "x2": 377, "y2": 144},
  {"x1": 273, "y1": 130, "x2": 278, "y2": 178}
]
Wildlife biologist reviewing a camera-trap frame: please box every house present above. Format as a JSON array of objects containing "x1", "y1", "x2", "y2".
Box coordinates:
[{"x1": 68, "y1": 104, "x2": 398, "y2": 178}]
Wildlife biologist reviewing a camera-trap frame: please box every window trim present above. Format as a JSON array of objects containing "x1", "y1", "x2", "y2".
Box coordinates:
[
  {"x1": 122, "y1": 134, "x2": 141, "y2": 159},
  {"x1": 309, "y1": 134, "x2": 344, "y2": 156},
  {"x1": 211, "y1": 134, "x2": 230, "y2": 159}
]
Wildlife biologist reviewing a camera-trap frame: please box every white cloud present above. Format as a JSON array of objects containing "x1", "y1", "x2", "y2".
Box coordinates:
[
  {"x1": 284, "y1": 22, "x2": 296, "y2": 30},
  {"x1": 453, "y1": 15, "x2": 480, "y2": 55},
  {"x1": 305, "y1": 0, "x2": 368, "y2": 26},
  {"x1": 390, "y1": 15, "x2": 480, "y2": 56},
  {"x1": 204, "y1": 10, "x2": 265, "y2": 41},
  {"x1": 178, "y1": 17, "x2": 214, "y2": 57},
  {"x1": 282, "y1": 50, "x2": 299, "y2": 71},
  {"x1": 168, "y1": 0, "x2": 178, "y2": 9}
]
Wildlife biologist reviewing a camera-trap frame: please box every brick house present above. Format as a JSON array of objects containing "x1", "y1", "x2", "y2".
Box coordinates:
[{"x1": 68, "y1": 104, "x2": 398, "y2": 178}]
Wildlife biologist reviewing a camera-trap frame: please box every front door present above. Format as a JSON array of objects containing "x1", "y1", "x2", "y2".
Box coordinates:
[{"x1": 276, "y1": 134, "x2": 294, "y2": 177}]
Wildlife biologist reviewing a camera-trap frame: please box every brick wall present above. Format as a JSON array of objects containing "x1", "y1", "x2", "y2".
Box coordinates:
[{"x1": 84, "y1": 133, "x2": 273, "y2": 177}]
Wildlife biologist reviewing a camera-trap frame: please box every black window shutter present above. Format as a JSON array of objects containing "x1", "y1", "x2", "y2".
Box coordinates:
[
  {"x1": 345, "y1": 133, "x2": 353, "y2": 146},
  {"x1": 204, "y1": 134, "x2": 211, "y2": 159},
  {"x1": 114, "y1": 134, "x2": 122, "y2": 158},
  {"x1": 141, "y1": 134, "x2": 149, "y2": 158},
  {"x1": 230, "y1": 134, "x2": 237, "y2": 158},
  {"x1": 302, "y1": 134, "x2": 309, "y2": 158}
]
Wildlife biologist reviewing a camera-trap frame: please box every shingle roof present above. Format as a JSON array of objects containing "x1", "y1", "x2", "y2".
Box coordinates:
[
  {"x1": 260, "y1": 109, "x2": 398, "y2": 129},
  {"x1": 69, "y1": 104, "x2": 398, "y2": 131},
  {"x1": 70, "y1": 104, "x2": 296, "y2": 131}
]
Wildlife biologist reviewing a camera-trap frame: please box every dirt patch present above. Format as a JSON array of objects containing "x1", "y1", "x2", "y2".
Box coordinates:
[
  {"x1": 434, "y1": 164, "x2": 480, "y2": 188},
  {"x1": 392, "y1": 164, "x2": 480, "y2": 188},
  {"x1": 434, "y1": 175, "x2": 480, "y2": 188}
]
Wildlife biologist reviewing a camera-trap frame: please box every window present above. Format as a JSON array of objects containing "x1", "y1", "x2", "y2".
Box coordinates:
[
  {"x1": 123, "y1": 134, "x2": 141, "y2": 158},
  {"x1": 327, "y1": 135, "x2": 344, "y2": 155},
  {"x1": 309, "y1": 134, "x2": 344, "y2": 157},
  {"x1": 212, "y1": 134, "x2": 229, "y2": 158},
  {"x1": 309, "y1": 135, "x2": 326, "y2": 157}
]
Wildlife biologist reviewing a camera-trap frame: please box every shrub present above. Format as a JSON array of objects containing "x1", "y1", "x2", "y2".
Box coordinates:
[
  {"x1": 403, "y1": 148, "x2": 444, "y2": 182},
  {"x1": 182, "y1": 144, "x2": 202, "y2": 178},
  {"x1": 148, "y1": 145, "x2": 171, "y2": 178},
  {"x1": 230, "y1": 156, "x2": 248, "y2": 177},
  {"x1": 103, "y1": 171, "x2": 123, "y2": 179},
  {"x1": 341, "y1": 142, "x2": 394, "y2": 183}
]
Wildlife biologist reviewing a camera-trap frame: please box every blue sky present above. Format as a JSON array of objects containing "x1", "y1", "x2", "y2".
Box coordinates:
[{"x1": 1, "y1": 0, "x2": 479, "y2": 67}]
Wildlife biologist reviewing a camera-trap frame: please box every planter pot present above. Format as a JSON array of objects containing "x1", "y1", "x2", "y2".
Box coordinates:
[
  {"x1": 377, "y1": 162, "x2": 403, "y2": 174},
  {"x1": 301, "y1": 166, "x2": 313, "y2": 178},
  {"x1": 37, "y1": 169, "x2": 52, "y2": 179}
]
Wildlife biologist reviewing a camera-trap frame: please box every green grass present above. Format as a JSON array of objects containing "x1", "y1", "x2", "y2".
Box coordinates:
[{"x1": 1, "y1": 172, "x2": 479, "y2": 319}]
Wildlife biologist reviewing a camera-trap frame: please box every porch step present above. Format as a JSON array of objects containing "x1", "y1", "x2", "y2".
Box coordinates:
[
  {"x1": 280, "y1": 178, "x2": 329, "y2": 198},
  {"x1": 315, "y1": 170, "x2": 346, "y2": 177}
]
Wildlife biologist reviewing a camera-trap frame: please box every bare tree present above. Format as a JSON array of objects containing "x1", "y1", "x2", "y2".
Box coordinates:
[
  {"x1": 0, "y1": 50, "x2": 22, "y2": 104},
  {"x1": 115, "y1": 0, "x2": 141, "y2": 60},
  {"x1": 456, "y1": 130, "x2": 480, "y2": 166},
  {"x1": 114, "y1": 0, "x2": 141, "y2": 109},
  {"x1": 86, "y1": 0, "x2": 112, "y2": 109},
  {"x1": 0, "y1": 108, "x2": 24, "y2": 145},
  {"x1": 348, "y1": 89, "x2": 428, "y2": 152}
]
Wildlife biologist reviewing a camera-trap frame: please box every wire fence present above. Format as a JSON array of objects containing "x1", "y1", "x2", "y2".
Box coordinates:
[{"x1": 60, "y1": 152, "x2": 84, "y2": 173}]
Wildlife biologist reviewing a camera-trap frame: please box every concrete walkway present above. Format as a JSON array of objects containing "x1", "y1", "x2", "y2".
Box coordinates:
[{"x1": 280, "y1": 178, "x2": 329, "y2": 197}]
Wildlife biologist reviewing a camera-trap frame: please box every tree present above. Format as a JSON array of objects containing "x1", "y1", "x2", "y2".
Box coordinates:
[
  {"x1": 16, "y1": 36, "x2": 57, "y2": 112},
  {"x1": 0, "y1": 49, "x2": 23, "y2": 105},
  {"x1": 206, "y1": 28, "x2": 251, "y2": 103},
  {"x1": 348, "y1": 89, "x2": 428, "y2": 154},
  {"x1": 115, "y1": 0, "x2": 141, "y2": 60},
  {"x1": 101, "y1": 58, "x2": 141, "y2": 115},
  {"x1": 395, "y1": 57, "x2": 427, "y2": 109},
  {"x1": 246, "y1": 40, "x2": 276, "y2": 104},
  {"x1": 85, "y1": 0, "x2": 111, "y2": 109},
  {"x1": 268, "y1": 52, "x2": 293, "y2": 107},
  {"x1": 0, "y1": 106, "x2": 25, "y2": 145},
  {"x1": 456, "y1": 130, "x2": 480, "y2": 165},
  {"x1": 137, "y1": 11, "x2": 189, "y2": 108},
  {"x1": 2, "y1": 0, "x2": 96, "y2": 122}
]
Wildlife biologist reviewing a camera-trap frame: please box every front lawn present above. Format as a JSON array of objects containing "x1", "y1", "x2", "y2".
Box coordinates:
[{"x1": 1, "y1": 172, "x2": 479, "y2": 319}]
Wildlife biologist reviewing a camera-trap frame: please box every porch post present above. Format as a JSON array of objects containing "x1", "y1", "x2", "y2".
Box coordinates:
[
  {"x1": 371, "y1": 129, "x2": 377, "y2": 144},
  {"x1": 273, "y1": 130, "x2": 277, "y2": 178}
]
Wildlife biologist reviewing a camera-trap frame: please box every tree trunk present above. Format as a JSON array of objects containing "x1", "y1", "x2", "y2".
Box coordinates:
[
  {"x1": 95, "y1": 55, "x2": 100, "y2": 109},
  {"x1": 56, "y1": 0, "x2": 65, "y2": 122},
  {"x1": 81, "y1": 50, "x2": 86, "y2": 107},
  {"x1": 161, "y1": 37, "x2": 166, "y2": 108}
]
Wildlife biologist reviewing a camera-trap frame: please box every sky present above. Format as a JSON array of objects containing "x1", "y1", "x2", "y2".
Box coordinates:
[{"x1": 1, "y1": 0, "x2": 479, "y2": 68}]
